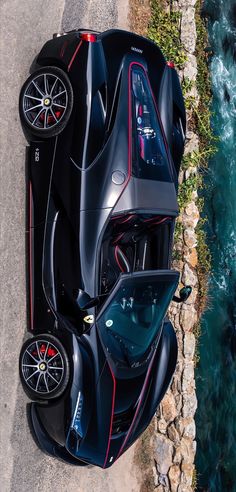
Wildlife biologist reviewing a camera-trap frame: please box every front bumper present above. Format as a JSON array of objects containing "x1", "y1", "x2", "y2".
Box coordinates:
[{"x1": 28, "y1": 403, "x2": 89, "y2": 467}]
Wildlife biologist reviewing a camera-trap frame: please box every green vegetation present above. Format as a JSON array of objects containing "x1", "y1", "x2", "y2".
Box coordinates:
[
  {"x1": 148, "y1": 2, "x2": 187, "y2": 69},
  {"x1": 178, "y1": 175, "x2": 201, "y2": 212},
  {"x1": 195, "y1": 0, "x2": 216, "y2": 310},
  {"x1": 192, "y1": 465, "x2": 198, "y2": 491},
  {"x1": 181, "y1": 149, "x2": 213, "y2": 172},
  {"x1": 173, "y1": 220, "x2": 183, "y2": 250},
  {"x1": 196, "y1": 220, "x2": 211, "y2": 302},
  {"x1": 181, "y1": 76, "x2": 194, "y2": 96}
]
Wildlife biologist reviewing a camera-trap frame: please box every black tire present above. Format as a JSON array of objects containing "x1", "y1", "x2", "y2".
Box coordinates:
[
  {"x1": 19, "y1": 66, "x2": 73, "y2": 138},
  {"x1": 19, "y1": 334, "x2": 70, "y2": 401}
]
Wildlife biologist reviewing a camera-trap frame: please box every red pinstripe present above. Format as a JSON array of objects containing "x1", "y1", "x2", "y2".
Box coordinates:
[
  {"x1": 68, "y1": 40, "x2": 83, "y2": 72},
  {"x1": 29, "y1": 181, "x2": 33, "y2": 330},
  {"x1": 103, "y1": 365, "x2": 116, "y2": 468}
]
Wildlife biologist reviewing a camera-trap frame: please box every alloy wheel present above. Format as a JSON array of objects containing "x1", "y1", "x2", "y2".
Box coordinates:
[
  {"x1": 22, "y1": 72, "x2": 68, "y2": 130},
  {"x1": 21, "y1": 339, "x2": 64, "y2": 395}
]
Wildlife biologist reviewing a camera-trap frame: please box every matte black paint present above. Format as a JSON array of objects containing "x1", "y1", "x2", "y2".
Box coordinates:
[{"x1": 20, "y1": 29, "x2": 186, "y2": 468}]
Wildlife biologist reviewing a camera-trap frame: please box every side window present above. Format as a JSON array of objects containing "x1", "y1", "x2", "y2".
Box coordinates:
[{"x1": 131, "y1": 66, "x2": 172, "y2": 182}]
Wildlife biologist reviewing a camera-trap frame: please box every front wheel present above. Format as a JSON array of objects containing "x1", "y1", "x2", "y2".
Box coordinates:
[
  {"x1": 19, "y1": 334, "x2": 70, "y2": 401},
  {"x1": 19, "y1": 66, "x2": 73, "y2": 138}
]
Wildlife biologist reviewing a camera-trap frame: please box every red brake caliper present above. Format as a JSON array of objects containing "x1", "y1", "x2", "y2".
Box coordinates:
[
  {"x1": 47, "y1": 111, "x2": 62, "y2": 124},
  {"x1": 32, "y1": 344, "x2": 57, "y2": 357},
  {"x1": 31, "y1": 343, "x2": 46, "y2": 356},
  {"x1": 47, "y1": 347, "x2": 57, "y2": 357},
  {"x1": 40, "y1": 343, "x2": 46, "y2": 353},
  {"x1": 40, "y1": 110, "x2": 62, "y2": 125}
]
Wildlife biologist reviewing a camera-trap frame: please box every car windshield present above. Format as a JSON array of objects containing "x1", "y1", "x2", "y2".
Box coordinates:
[{"x1": 97, "y1": 272, "x2": 178, "y2": 367}]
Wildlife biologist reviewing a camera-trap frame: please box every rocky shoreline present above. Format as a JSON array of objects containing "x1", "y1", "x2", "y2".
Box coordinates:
[{"x1": 151, "y1": 1, "x2": 200, "y2": 491}]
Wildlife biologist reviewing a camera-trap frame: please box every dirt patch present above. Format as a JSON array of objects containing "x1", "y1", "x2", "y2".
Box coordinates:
[
  {"x1": 129, "y1": 0, "x2": 151, "y2": 35},
  {"x1": 134, "y1": 420, "x2": 156, "y2": 491}
]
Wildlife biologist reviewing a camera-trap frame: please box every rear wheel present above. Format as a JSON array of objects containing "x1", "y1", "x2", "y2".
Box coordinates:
[
  {"x1": 19, "y1": 334, "x2": 70, "y2": 401},
  {"x1": 19, "y1": 66, "x2": 73, "y2": 138}
]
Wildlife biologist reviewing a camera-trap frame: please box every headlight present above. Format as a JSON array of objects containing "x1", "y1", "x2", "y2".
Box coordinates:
[{"x1": 71, "y1": 391, "x2": 84, "y2": 437}]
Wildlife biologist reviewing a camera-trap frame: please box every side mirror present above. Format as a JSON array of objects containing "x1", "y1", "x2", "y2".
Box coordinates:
[
  {"x1": 179, "y1": 286, "x2": 192, "y2": 302},
  {"x1": 76, "y1": 289, "x2": 99, "y2": 310},
  {"x1": 173, "y1": 286, "x2": 192, "y2": 303}
]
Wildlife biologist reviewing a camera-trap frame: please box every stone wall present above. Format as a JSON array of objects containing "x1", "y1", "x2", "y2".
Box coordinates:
[{"x1": 152, "y1": 1, "x2": 200, "y2": 491}]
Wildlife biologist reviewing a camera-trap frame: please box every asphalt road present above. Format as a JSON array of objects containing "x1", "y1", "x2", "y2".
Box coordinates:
[{"x1": 0, "y1": 1, "x2": 141, "y2": 491}]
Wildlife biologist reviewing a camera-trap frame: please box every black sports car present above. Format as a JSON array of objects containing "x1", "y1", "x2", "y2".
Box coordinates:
[{"x1": 18, "y1": 28, "x2": 190, "y2": 468}]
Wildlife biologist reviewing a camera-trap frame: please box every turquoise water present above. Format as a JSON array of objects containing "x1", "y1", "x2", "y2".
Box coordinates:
[{"x1": 195, "y1": 1, "x2": 236, "y2": 491}]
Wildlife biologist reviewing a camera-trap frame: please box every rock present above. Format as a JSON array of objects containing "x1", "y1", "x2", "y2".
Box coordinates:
[
  {"x1": 169, "y1": 304, "x2": 179, "y2": 316},
  {"x1": 181, "y1": 462, "x2": 195, "y2": 487},
  {"x1": 176, "y1": 327, "x2": 184, "y2": 346},
  {"x1": 181, "y1": 7, "x2": 197, "y2": 54},
  {"x1": 175, "y1": 358, "x2": 184, "y2": 375},
  {"x1": 187, "y1": 247, "x2": 198, "y2": 268},
  {"x1": 159, "y1": 474, "x2": 169, "y2": 487},
  {"x1": 182, "y1": 391, "x2": 198, "y2": 418},
  {"x1": 173, "y1": 446, "x2": 182, "y2": 465},
  {"x1": 182, "y1": 263, "x2": 198, "y2": 286},
  {"x1": 153, "y1": 465, "x2": 159, "y2": 487},
  {"x1": 179, "y1": 0, "x2": 197, "y2": 8},
  {"x1": 174, "y1": 241, "x2": 183, "y2": 255},
  {"x1": 184, "y1": 134, "x2": 199, "y2": 154},
  {"x1": 185, "y1": 166, "x2": 198, "y2": 180},
  {"x1": 154, "y1": 434, "x2": 174, "y2": 475},
  {"x1": 185, "y1": 201, "x2": 199, "y2": 218},
  {"x1": 150, "y1": 1, "x2": 200, "y2": 488},
  {"x1": 157, "y1": 418, "x2": 167, "y2": 434},
  {"x1": 182, "y1": 362, "x2": 195, "y2": 392},
  {"x1": 180, "y1": 305, "x2": 198, "y2": 331},
  {"x1": 175, "y1": 417, "x2": 184, "y2": 438},
  {"x1": 155, "y1": 486, "x2": 164, "y2": 492},
  {"x1": 182, "y1": 201, "x2": 200, "y2": 229},
  {"x1": 185, "y1": 130, "x2": 197, "y2": 140},
  {"x1": 170, "y1": 310, "x2": 181, "y2": 331},
  {"x1": 176, "y1": 437, "x2": 196, "y2": 464},
  {"x1": 183, "y1": 228, "x2": 197, "y2": 249},
  {"x1": 171, "y1": 377, "x2": 182, "y2": 398},
  {"x1": 167, "y1": 424, "x2": 180, "y2": 444},
  {"x1": 178, "y1": 170, "x2": 185, "y2": 184},
  {"x1": 174, "y1": 393, "x2": 183, "y2": 414},
  {"x1": 176, "y1": 417, "x2": 196, "y2": 440},
  {"x1": 171, "y1": 371, "x2": 183, "y2": 396},
  {"x1": 184, "y1": 54, "x2": 198, "y2": 81},
  {"x1": 185, "y1": 202, "x2": 199, "y2": 218},
  {"x1": 183, "y1": 333, "x2": 196, "y2": 359},
  {"x1": 161, "y1": 393, "x2": 178, "y2": 423},
  {"x1": 172, "y1": 257, "x2": 184, "y2": 271},
  {"x1": 184, "y1": 419, "x2": 196, "y2": 440},
  {"x1": 168, "y1": 465, "x2": 181, "y2": 492},
  {"x1": 176, "y1": 335, "x2": 184, "y2": 358}
]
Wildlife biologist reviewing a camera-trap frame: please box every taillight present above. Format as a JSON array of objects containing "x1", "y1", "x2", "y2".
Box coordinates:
[
  {"x1": 80, "y1": 33, "x2": 97, "y2": 42},
  {"x1": 167, "y1": 61, "x2": 175, "y2": 68}
]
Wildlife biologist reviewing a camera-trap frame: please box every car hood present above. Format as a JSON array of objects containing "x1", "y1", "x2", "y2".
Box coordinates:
[
  {"x1": 34, "y1": 319, "x2": 177, "y2": 468},
  {"x1": 66, "y1": 317, "x2": 177, "y2": 468},
  {"x1": 66, "y1": 326, "x2": 153, "y2": 468}
]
